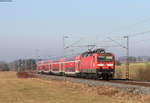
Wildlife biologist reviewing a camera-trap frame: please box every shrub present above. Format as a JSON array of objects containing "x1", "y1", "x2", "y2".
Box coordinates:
[
  {"x1": 136, "y1": 63, "x2": 150, "y2": 81},
  {"x1": 116, "y1": 60, "x2": 122, "y2": 66}
]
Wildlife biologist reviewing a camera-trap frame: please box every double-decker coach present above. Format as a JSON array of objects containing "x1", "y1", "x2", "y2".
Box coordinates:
[{"x1": 37, "y1": 48, "x2": 115, "y2": 80}]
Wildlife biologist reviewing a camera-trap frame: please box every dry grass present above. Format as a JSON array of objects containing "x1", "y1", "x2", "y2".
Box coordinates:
[
  {"x1": 115, "y1": 62, "x2": 150, "y2": 80},
  {"x1": 0, "y1": 72, "x2": 149, "y2": 103}
]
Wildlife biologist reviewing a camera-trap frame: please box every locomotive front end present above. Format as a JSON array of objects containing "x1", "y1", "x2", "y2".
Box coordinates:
[{"x1": 96, "y1": 53, "x2": 115, "y2": 80}]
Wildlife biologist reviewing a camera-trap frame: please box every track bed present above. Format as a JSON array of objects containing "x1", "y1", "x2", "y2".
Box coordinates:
[{"x1": 35, "y1": 73, "x2": 150, "y2": 95}]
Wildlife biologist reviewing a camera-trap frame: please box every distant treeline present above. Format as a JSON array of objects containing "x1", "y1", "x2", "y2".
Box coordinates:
[
  {"x1": 118, "y1": 56, "x2": 150, "y2": 63},
  {"x1": 1, "y1": 56, "x2": 150, "y2": 71},
  {"x1": 0, "y1": 59, "x2": 36, "y2": 72},
  {"x1": 0, "y1": 62, "x2": 9, "y2": 71}
]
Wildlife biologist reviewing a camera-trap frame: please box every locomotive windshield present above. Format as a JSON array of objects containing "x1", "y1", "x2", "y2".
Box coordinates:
[{"x1": 97, "y1": 56, "x2": 113, "y2": 62}]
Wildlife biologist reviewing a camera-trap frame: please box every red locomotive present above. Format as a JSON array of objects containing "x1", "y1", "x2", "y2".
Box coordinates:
[{"x1": 37, "y1": 49, "x2": 115, "y2": 80}]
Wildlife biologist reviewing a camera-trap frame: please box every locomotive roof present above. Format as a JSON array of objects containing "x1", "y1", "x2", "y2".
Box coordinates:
[
  {"x1": 81, "y1": 48, "x2": 114, "y2": 56},
  {"x1": 81, "y1": 48, "x2": 105, "y2": 55}
]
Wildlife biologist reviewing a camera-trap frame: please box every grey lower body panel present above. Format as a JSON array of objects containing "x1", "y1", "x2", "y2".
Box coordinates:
[{"x1": 80, "y1": 69, "x2": 115, "y2": 74}]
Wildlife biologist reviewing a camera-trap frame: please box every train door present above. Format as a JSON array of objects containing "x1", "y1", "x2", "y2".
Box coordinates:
[
  {"x1": 49, "y1": 64, "x2": 51, "y2": 73},
  {"x1": 75, "y1": 61, "x2": 80, "y2": 73},
  {"x1": 59, "y1": 62, "x2": 64, "y2": 73}
]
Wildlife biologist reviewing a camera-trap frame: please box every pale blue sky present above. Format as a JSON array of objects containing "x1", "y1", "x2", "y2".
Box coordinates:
[{"x1": 0, "y1": 0, "x2": 150, "y2": 61}]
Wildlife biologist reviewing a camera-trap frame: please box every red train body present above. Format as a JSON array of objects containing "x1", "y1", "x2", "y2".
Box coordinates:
[{"x1": 37, "y1": 49, "x2": 115, "y2": 80}]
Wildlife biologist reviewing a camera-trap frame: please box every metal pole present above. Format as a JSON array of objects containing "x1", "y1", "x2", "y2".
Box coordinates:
[
  {"x1": 63, "y1": 35, "x2": 69, "y2": 58},
  {"x1": 107, "y1": 36, "x2": 130, "y2": 79},
  {"x1": 36, "y1": 49, "x2": 39, "y2": 62},
  {"x1": 63, "y1": 35, "x2": 65, "y2": 57},
  {"x1": 124, "y1": 36, "x2": 129, "y2": 80}
]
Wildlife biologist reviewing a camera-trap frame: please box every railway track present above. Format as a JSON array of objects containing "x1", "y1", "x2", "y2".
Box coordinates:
[
  {"x1": 35, "y1": 73, "x2": 150, "y2": 87},
  {"x1": 32, "y1": 73, "x2": 150, "y2": 95},
  {"x1": 109, "y1": 80, "x2": 150, "y2": 87}
]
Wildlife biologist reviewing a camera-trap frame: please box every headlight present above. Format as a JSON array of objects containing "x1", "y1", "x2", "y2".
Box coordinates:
[
  {"x1": 97, "y1": 64, "x2": 104, "y2": 66},
  {"x1": 107, "y1": 64, "x2": 113, "y2": 66}
]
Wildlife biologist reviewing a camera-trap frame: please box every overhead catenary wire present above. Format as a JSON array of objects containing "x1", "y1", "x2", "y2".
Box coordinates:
[
  {"x1": 125, "y1": 30, "x2": 150, "y2": 45},
  {"x1": 64, "y1": 37, "x2": 84, "y2": 49},
  {"x1": 128, "y1": 30, "x2": 150, "y2": 37},
  {"x1": 106, "y1": 16, "x2": 150, "y2": 37},
  {"x1": 107, "y1": 37, "x2": 126, "y2": 48},
  {"x1": 57, "y1": 17, "x2": 150, "y2": 61},
  {"x1": 132, "y1": 38, "x2": 150, "y2": 44}
]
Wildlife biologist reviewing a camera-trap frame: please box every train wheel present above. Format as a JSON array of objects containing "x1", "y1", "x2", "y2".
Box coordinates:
[
  {"x1": 75, "y1": 73, "x2": 81, "y2": 78},
  {"x1": 40, "y1": 72, "x2": 43, "y2": 74},
  {"x1": 96, "y1": 74, "x2": 101, "y2": 80},
  {"x1": 48, "y1": 72, "x2": 51, "y2": 75},
  {"x1": 102, "y1": 74, "x2": 109, "y2": 80},
  {"x1": 108, "y1": 75, "x2": 113, "y2": 80},
  {"x1": 61, "y1": 72, "x2": 65, "y2": 76},
  {"x1": 37, "y1": 71, "x2": 41, "y2": 74}
]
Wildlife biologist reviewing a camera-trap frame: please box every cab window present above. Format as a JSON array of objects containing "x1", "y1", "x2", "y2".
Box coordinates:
[{"x1": 97, "y1": 56, "x2": 113, "y2": 62}]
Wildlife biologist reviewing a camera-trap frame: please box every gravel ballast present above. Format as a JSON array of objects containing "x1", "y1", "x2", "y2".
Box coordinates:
[{"x1": 35, "y1": 74, "x2": 150, "y2": 95}]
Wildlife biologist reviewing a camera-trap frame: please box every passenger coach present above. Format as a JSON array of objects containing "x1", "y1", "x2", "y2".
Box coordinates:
[{"x1": 37, "y1": 49, "x2": 115, "y2": 80}]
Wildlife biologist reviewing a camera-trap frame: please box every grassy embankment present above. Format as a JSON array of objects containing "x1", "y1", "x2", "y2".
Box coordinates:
[
  {"x1": 115, "y1": 62, "x2": 150, "y2": 80},
  {"x1": 0, "y1": 72, "x2": 149, "y2": 103}
]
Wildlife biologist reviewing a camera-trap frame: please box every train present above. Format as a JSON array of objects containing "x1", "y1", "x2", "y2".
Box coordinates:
[{"x1": 36, "y1": 48, "x2": 115, "y2": 80}]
